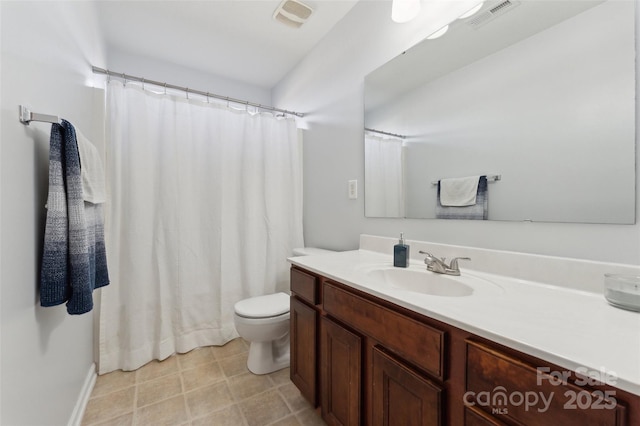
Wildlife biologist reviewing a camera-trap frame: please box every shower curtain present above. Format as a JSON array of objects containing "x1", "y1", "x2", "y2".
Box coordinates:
[
  {"x1": 364, "y1": 133, "x2": 405, "y2": 217},
  {"x1": 98, "y1": 81, "x2": 304, "y2": 374}
]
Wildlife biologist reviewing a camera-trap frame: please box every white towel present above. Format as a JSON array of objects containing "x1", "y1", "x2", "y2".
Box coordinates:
[
  {"x1": 439, "y1": 175, "x2": 480, "y2": 206},
  {"x1": 76, "y1": 129, "x2": 106, "y2": 204}
]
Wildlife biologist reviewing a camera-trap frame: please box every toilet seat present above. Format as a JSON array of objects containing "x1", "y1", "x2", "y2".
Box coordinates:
[{"x1": 234, "y1": 292, "x2": 289, "y2": 319}]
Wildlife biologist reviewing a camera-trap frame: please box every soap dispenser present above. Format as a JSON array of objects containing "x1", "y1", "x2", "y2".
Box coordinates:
[{"x1": 393, "y1": 233, "x2": 410, "y2": 268}]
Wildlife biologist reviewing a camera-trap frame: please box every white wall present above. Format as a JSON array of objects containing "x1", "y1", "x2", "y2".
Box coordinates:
[
  {"x1": 105, "y1": 49, "x2": 272, "y2": 106},
  {"x1": 1, "y1": 2, "x2": 106, "y2": 425},
  {"x1": 273, "y1": 0, "x2": 640, "y2": 265}
]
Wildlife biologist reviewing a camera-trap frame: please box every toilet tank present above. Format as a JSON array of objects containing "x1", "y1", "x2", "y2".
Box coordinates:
[{"x1": 292, "y1": 247, "x2": 335, "y2": 256}]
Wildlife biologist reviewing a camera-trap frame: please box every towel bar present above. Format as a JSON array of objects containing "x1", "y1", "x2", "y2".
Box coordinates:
[
  {"x1": 19, "y1": 105, "x2": 61, "y2": 125},
  {"x1": 431, "y1": 174, "x2": 501, "y2": 185}
]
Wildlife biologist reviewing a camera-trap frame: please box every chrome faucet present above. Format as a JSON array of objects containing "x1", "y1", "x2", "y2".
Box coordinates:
[{"x1": 419, "y1": 251, "x2": 470, "y2": 276}]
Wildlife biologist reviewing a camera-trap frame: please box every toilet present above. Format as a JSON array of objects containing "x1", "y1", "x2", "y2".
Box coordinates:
[{"x1": 233, "y1": 247, "x2": 335, "y2": 374}]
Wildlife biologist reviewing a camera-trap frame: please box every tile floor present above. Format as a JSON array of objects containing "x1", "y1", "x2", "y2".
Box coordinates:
[{"x1": 82, "y1": 339, "x2": 325, "y2": 426}]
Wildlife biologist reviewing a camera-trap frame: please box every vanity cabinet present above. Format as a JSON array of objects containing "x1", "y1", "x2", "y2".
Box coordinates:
[{"x1": 289, "y1": 266, "x2": 639, "y2": 426}]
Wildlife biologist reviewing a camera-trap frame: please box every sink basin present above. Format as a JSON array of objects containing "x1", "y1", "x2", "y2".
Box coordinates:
[{"x1": 359, "y1": 264, "x2": 502, "y2": 297}]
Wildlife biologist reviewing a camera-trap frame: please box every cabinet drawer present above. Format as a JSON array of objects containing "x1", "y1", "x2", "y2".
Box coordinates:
[
  {"x1": 465, "y1": 340, "x2": 626, "y2": 426},
  {"x1": 291, "y1": 267, "x2": 318, "y2": 305},
  {"x1": 323, "y1": 281, "x2": 445, "y2": 380}
]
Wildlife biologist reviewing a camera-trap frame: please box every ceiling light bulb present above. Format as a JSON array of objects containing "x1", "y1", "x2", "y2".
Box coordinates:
[
  {"x1": 427, "y1": 25, "x2": 449, "y2": 39},
  {"x1": 392, "y1": 0, "x2": 421, "y2": 23},
  {"x1": 458, "y1": 2, "x2": 484, "y2": 19}
]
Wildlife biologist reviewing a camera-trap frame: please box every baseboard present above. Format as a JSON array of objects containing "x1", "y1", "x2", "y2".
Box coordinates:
[{"x1": 68, "y1": 363, "x2": 97, "y2": 426}]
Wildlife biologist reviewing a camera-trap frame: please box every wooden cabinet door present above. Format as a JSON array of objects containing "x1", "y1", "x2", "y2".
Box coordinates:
[
  {"x1": 321, "y1": 317, "x2": 362, "y2": 426},
  {"x1": 372, "y1": 346, "x2": 443, "y2": 426},
  {"x1": 290, "y1": 296, "x2": 318, "y2": 406}
]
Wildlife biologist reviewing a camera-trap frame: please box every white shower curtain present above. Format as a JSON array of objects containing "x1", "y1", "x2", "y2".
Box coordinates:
[
  {"x1": 364, "y1": 133, "x2": 405, "y2": 217},
  {"x1": 98, "y1": 81, "x2": 304, "y2": 374}
]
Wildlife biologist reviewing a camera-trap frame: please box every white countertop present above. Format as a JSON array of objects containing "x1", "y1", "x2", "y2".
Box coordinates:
[{"x1": 288, "y1": 248, "x2": 640, "y2": 396}]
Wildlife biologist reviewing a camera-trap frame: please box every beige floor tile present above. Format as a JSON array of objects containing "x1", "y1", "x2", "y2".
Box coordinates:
[
  {"x1": 185, "y1": 381, "x2": 234, "y2": 418},
  {"x1": 278, "y1": 382, "x2": 310, "y2": 413},
  {"x1": 136, "y1": 356, "x2": 179, "y2": 383},
  {"x1": 137, "y1": 373, "x2": 183, "y2": 408},
  {"x1": 82, "y1": 387, "x2": 135, "y2": 426},
  {"x1": 83, "y1": 342, "x2": 307, "y2": 426},
  {"x1": 295, "y1": 408, "x2": 326, "y2": 426},
  {"x1": 270, "y1": 415, "x2": 302, "y2": 426},
  {"x1": 177, "y1": 347, "x2": 216, "y2": 371},
  {"x1": 134, "y1": 395, "x2": 189, "y2": 426},
  {"x1": 228, "y1": 372, "x2": 273, "y2": 401},
  {"x1": 212, "y1": 338, "x2": 248, "y2": 360},
  {"x1": 219, "y1": 352, "x2": 250, "y2": 378},
  {"x1": 268, "y1": 368, "x2": 291, "y2": 387},
  {"x1": 191, "y1": 404, "x2": 246, "y2": 426},
  {"x1": 92, "y1": 370, "x2": 137, "y2": 398},
  {"x1": 92, "y1": 413, "x2": 134, "y2": 426},
  {"x1": 182, "y1": 361, "x2": 225, "y2": 392},
  {"x1": 239, "y1": 389, "x2": 291, "y2": 426}
]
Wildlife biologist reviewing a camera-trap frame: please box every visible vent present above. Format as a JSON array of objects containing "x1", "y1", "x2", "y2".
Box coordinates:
[
  {"x1": 467, "y1": 0, "x2": 520, "y2": 29},
  {"x1": 273, "y1": 0, "x2": 313, "y2": 29},
  {"x1": 489, "y1": 0, "x2": 513, "y2": 14}
]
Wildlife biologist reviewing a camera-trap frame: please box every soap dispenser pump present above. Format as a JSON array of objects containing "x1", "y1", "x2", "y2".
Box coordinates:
[{"x1": 393, "y1": 233, "x2": 410, "y2": 268}]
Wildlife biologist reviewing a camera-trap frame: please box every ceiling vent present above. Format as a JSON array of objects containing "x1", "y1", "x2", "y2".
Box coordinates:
[
  {"x1": 466, "y1": 0, "x2": 520, "y2": 29},
  {"x1": 273, "y1": 0, "x2": 313, "y2": 28}
]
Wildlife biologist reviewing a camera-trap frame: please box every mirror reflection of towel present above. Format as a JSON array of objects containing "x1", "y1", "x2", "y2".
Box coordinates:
[
  {"x1": 439, "y1": 175, "x2": 480, "y2": 206},
  {"x1": 436, "y1": 176, "x2": 488, "y2": 220}
]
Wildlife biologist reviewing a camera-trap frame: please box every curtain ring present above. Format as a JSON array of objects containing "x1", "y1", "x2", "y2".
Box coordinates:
[
  {"x1": 186, "y1": 88, "x2": 189, "y2": 100},
  {"x1": 122, "y1": 72, "x2": 127, "y2": 86},
  {"x1": 141, "y1": 77, "x2": 145, "y2": 91},
  {"x1": 206, "y1": 92, "x2": 210, "y2": 104},
  {"x1": 164, "y1": 82, "x2": 167, "y2": 95}
]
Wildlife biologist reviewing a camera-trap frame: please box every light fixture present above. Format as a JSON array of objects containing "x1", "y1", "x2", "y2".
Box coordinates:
[
  {"x1": 458, "y1": 1, "x2": 484, "y2": 19},
  {"x1": 392, "y1": 0, "x2": 421, "y2": 23},
  {"x1": 426, "y1": 24, "x2": 449, "y2": 39}
]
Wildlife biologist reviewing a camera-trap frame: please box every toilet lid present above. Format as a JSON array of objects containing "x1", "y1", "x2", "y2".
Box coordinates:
[{"x1": 234, "y1": 292, "x2": 290, "y2": 318}]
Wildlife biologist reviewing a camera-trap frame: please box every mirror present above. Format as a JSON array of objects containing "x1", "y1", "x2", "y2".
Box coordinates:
[{"x1": 364, "y1": 0, "x2": 636, "y2": 224}]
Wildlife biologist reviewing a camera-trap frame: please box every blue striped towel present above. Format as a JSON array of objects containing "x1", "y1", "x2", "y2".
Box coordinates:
[{"x1": 40, "y1": 120, "x2": 109, "y2": 314}]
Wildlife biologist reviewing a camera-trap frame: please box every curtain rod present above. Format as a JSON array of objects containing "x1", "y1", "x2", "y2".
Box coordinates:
[
  {"x1": 91, "y1": 66, "x2": 304, "y2": 118},
  {"x1": 365, "y1": 128, "x2": 407, "y2": 139}
]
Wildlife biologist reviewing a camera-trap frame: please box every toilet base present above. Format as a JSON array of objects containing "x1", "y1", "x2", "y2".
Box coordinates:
[{"x1": 246, "y1": 333, "x2": 290, "y2": 375}]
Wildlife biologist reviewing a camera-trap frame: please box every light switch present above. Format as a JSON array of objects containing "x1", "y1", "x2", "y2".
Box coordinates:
[{"x1": 348, "y1": 180, "x2": 358, "y2": 199}]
